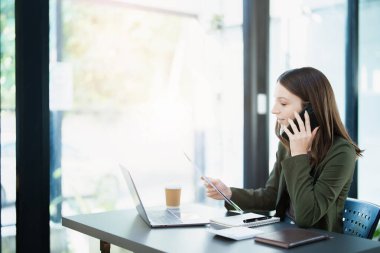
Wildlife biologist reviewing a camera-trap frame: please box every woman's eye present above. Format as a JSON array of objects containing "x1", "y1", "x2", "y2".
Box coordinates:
[{"x1": 280, "y1": 103, "x2": 286, "y2": 106}]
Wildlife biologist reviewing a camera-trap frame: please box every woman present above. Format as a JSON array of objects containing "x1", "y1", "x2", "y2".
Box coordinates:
[{"x1": 204, "y1": 67, "x2": 362, "y2": 233}]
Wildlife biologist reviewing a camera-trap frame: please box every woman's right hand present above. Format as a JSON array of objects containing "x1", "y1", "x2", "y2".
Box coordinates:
[{"x1": 202, "y1": 177, "x2": 232, "y2": 200}]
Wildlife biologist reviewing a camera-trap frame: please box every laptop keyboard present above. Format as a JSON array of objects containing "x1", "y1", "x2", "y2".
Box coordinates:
[{"x1": 148, "y1": 210, "x2": 183, "y2": 224}]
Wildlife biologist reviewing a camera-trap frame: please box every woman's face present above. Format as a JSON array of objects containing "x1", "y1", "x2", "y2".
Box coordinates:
[{"x1": 271, "y1": 82, "x2": 303, "y2": 126}]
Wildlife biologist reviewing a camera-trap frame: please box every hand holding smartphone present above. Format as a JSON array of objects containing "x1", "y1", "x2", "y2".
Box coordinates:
[{"x1": 281, "y1": 104, "x2": 319, "y2": 141}]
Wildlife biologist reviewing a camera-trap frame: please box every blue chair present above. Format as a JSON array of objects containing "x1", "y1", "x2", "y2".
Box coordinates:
[{"x1": 343, "y1": 197, "x2": 380, "y2": 239}]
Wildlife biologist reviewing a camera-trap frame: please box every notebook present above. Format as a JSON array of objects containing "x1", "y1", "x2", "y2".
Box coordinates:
[
  {"x1": 254, "y1": 228, "x2": 329, "y2": 248},
  {"x1": 120, "y1": 165, "x2": 210, "y2": 228}
]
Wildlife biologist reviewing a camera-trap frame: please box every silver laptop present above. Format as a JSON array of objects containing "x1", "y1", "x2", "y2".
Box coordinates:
[{"x1": 120, "y1": 165, "x2": 210, "y2": 227}]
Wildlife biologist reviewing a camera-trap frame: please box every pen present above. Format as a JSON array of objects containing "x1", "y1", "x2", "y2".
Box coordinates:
[{"x1": 243, "y1": 216, "x2": 270, "y2": 223}]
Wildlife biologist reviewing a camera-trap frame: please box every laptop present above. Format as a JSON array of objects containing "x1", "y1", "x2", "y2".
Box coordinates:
[{"x1": 120, "y1": 165, "x2": 210, "y2": 227}]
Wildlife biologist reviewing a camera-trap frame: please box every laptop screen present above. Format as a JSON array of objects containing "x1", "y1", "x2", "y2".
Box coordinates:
[{"x1": 120, "y1": 165, "x2": 151, "y2": 225}]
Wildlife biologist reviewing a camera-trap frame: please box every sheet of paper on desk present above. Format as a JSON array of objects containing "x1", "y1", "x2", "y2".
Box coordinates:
[
  {"x1": 210, "y1": 212, "x2": 280, "y2": 228},
  {"x1": 207, "y1": 227, "x2": 264, "y2": 240}
]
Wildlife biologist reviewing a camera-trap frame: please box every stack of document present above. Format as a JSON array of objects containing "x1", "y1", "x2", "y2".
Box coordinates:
[
  {"x1": 207, "y1": 227, "x2": 264, "y2": 240},
  {"x1": 210, "y1": 213, "x2": 280, "y2": 229}
]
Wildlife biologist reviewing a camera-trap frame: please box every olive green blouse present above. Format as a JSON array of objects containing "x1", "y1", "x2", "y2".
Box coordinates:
[{"x1": 227, "y1": 136, "x2": 357, "y2": 233}]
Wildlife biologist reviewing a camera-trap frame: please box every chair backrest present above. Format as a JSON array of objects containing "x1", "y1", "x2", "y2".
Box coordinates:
[{"x1": 343, "y1": 197, "x2": 380, "y2": 239}]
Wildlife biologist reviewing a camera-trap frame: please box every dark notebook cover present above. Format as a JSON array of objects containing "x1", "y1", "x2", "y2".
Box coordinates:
[{"x1": 254, "y1": 228, "x2": 329, "y2": 248}]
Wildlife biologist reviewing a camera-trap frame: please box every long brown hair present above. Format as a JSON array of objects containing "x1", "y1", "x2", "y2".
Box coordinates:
[{"x1": 275, "y1": 67, "x2": 362, "y2": 167}]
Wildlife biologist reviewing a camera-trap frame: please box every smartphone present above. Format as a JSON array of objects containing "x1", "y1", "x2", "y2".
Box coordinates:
[{"x1": 281, "y1": 104, "x2": 319, "y2": 140}]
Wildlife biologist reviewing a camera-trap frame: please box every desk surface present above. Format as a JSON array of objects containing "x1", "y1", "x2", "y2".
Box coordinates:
[{"x1": 62, "y1": 205, "x2": 380, "y2": 253}]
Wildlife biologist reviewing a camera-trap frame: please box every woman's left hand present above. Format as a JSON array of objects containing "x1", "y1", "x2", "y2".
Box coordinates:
[{"x1": 282, "y1": 110, "x2": 319, "y2": 156}]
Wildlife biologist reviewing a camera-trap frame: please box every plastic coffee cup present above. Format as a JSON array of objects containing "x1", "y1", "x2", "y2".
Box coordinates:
[{"x1": 165, "y1": 186, "x2": 181, "y2": 209}]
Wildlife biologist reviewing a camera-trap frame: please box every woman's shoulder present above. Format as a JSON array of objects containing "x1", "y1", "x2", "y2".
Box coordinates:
[
  {"x1": 318, "y1": 136, "x2": 357, "y2": 172},
  {"x1": 330, "y1": 136, "x2": 356, "y2": 155},
  {"x1": 333, "y1": 135, "x2": 353, "y2": 146}
]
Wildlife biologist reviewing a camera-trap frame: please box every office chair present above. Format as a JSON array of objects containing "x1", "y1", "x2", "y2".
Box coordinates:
[{"x1": 342, "y1": 197, "x2": 380, "y2": 239}]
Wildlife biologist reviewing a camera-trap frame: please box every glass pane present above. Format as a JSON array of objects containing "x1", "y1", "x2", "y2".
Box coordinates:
[
  {"x1": 269, "y1": 0, "x2": 347, "y2": 167},
  {"x1": 358, "y1": 0, "x2": 380, "y2": 204},
  {"x1": 49, "y1": 1, "x2": 243, "y2": 252},
  {"x1": 1, "y1": 0, "x2": 16, "y2": 252}
]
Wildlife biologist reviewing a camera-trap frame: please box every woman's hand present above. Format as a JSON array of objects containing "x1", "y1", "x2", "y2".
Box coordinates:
[
  {"x1": 202, "y1": 177, "x2": 232, "y2": 200},
  {"x1": 282, "y1": 110, "x2": 319, "y2": 156}
]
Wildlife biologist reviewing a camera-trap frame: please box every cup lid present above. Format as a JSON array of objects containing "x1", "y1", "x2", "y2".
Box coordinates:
[{"x1": 165, "y1": 185, "x2": 181, "y2": 189}]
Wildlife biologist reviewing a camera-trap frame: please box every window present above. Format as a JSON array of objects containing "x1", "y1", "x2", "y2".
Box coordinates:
[
  {"x1": 49, "y1": 1, "x2": 243, "y2": 251},
  {"x1": 1, "y1": 0, "x2": 16, "y2": 251},
  {"x1": 358, "y1": 0, "x2": 380, "y2": 204},
  {"x1": 269, "y1": 0, "x2": 347, "y2": 168}
]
